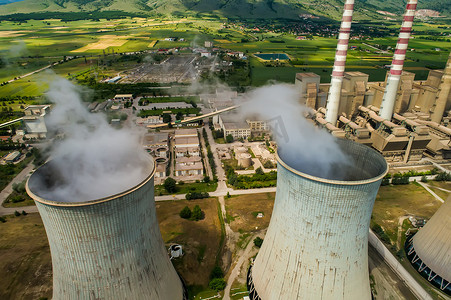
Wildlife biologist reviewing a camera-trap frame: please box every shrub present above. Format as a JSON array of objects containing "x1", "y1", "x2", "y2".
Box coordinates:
[
  {"x1": 210, "y1": 266, "x2": 224, "y2": 280},
  {"x1": 163, "y1": 177, "x2": 177, "y2": 193},
  {"x1": 191, "y1": 205, "x2": 204, "y2": 221},
  {"x1": 186, "y1": 192, "x2": 209, "y2": 200},
  {"x1": 179, "y1": 206, "x2": 192, "y2": 219},
  {"x1": 435, "y1": 172, "x2": 451, "y2": 181},
  {"x1": 209, "y1": 278, "x2": 226, "y2": 291},
  {"x1": 0, "y1": 216, "x2": 6, "y2": 223},
  {"x1": 420, "y1": 175, "x2": 428, "y2": 183},
  {"x1": 225, "y1": 134, "x2": 234, "y2": 143},
  {"x1": 21, "y1": 210, "x2": 27, "y2": 216},
  {"x1": 253, "y1": 237, "x2": 263, "y2": 248},
  {"x1": 203, "y1": 176, "x2": 210, "y2": 183},
  {"x1": 14, "y1": 210, "x2": 20, "y2": 217}
]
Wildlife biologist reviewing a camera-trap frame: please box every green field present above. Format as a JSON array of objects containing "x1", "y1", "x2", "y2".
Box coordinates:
[{"x1": 0, "y1": 17, "x2": 450, "y2": 119}]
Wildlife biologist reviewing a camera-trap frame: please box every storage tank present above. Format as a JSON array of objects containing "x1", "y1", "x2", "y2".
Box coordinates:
[
  {"x1": 248, "y1": 139, "x2": 388, "y2": 300},
  {"x1": 26, "y1": 156, "x2": 185, "y2": 300},
  {"x1": 238, "y1": 153, "x2": 252, "y2": 168}
]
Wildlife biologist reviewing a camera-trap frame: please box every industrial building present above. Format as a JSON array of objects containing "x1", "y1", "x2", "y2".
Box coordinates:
[
  {"x1": 26, "y1": 157, "x2": 185, "y2": 300},
  {"x1": 405, "y1": 197, "x2": 451, "y2": 295},
  {"x1": 175, "y1": 156, "x2": 203, "y2": 177},
  {"x1": 248, "y1": 139, "x2": 388, "y2": 300},
  {"x1": 217, "y1": 113, "x2": 251, "y2": 140},
  {"x1": 22, "y1": 105, "x2": 51, "y2": 139}
]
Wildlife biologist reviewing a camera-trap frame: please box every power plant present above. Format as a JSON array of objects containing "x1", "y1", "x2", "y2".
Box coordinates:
[
  {"x1": 295, "y1": 3, "x2": 451, "y2": 164},
  {"x1": 405, "y1": 197, "x2": 451, "y2": 294},
  {"x1": 26, "y1": 156, "x2": 185, "y2": 300},
  {"x1": 247, "y1": 139, "x2": 388, "y2": 300}
]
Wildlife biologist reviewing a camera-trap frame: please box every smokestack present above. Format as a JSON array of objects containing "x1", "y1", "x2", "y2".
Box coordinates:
[
  {"x1": 26, "y1": 157, "x2": 185, "y2": 299},
  {"x1": 248, "y1": 139, "x2": 388, "y2": 300},
  {"x1": 325, "y1": 0, "x2": 355, "y2": 125},
  {"x1": 379, "y1": 0, "x2": 417, "y2": 121},
  {"x1": 406, "y1": 197, "x2": 451, "y2": 293},
  {"x1": 430, "y1": 52, "x2": 451, "y2": 123}
]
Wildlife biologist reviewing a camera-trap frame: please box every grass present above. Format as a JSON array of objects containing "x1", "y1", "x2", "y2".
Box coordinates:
[
  {"x1": 154, "y1": 181, "x2": 218, "y2": 196},
  {"x1": 371, "y1": 183, "x2": 443, "y2": 248},
  {"x1": 225, "y1": 192, "x2": 275, "y2": 232},
  {"x1": 0, "y1": 213, "x2": 52, "y2": 300}
]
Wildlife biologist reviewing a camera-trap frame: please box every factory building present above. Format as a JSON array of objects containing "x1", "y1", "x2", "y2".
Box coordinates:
[
  {"x1": 218, "y1": 113, "x2": 251, "y2": 140},
  {"x1": 248, "y1": 139, "x2": 388, "y2": 300},
  {"x1": 405, "y1": 197, "x2": 451, "y2": 295},
  {"x1": 26, "y1": 158, "x2": 185, "y2": 300},
  {"x1": 23, "y1": 105, "x2": 51, "y2": 139},
  {"x1": 175, "y1": 156, "x2": 203, "y2": 177}
]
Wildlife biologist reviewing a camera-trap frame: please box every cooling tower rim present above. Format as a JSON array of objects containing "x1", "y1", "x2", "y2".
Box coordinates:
[
  {"x1": 276, "y1": 145, "x2": 388, "y2": 185},
  {"x1": 25, "y1": 155, "x2": 156, "y2": 207}
]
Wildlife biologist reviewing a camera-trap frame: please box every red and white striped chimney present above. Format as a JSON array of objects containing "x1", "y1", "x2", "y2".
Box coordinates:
[
  {"x1": 325, "y1": 0, "x2": 355, "y2": 125},
  {"x1": 379, "y1": 0, "x2": 417, "y2": 121}
]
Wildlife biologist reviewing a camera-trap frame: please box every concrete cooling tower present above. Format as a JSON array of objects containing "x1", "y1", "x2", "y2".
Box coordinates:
[
  {"x1": 26, "y1": 157, "x2": 185, "y2": 300},
  {"x1": 247, "y1": 139, "x2": 388, "y2": 300},
  {"x1": 405, "y1": 198, "x2": 451, "y2": 295}
]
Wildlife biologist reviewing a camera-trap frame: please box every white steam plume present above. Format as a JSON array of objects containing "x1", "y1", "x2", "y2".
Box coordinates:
[
  {"x1": 38, "y1": 78, "x2": 149, "y2": 202},
  {"x1": 240, "y1": 84, "x2": 351, "y2": 179}
]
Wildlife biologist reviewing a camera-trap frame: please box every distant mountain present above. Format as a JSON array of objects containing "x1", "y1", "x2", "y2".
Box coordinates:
[{"x1": 0, "y1": 0, "x2": 449, "y2": 19}]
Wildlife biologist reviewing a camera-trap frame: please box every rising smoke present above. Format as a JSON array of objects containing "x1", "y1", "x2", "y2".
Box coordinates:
[
  {"x1": 34, "y1": 78, "x2": 150, "y2": 203},
  {"x1": 240, "y1": 84, "x2": 351, "y2": 179}
]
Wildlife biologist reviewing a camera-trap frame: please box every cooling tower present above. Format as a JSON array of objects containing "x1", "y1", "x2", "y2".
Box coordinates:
[
  {"x1": 405, "y1": 198, "x2": 451, "y2": 294},
  {"x1": 26, "y1": 157, "x2": 185, "y2": 300},
  {"x1": 248, "y1": 139, "x2": 387, "y2": 300}
]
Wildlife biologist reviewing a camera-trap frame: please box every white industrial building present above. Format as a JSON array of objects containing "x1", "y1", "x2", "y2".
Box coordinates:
[{"x1": 23, "y1": 105, "x2": 51, "y2": 139}]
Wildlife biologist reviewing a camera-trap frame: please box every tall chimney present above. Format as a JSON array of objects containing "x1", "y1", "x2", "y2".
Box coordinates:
[
  {"x1": 379, "y1": 0, "x2": 417, "y2": 121},
  {"x1": 431, "y1": 52, "x2": 451, "y2": 123},
  {"x1": 325, "y1": 0, "x2": 355, "y2": 125}
]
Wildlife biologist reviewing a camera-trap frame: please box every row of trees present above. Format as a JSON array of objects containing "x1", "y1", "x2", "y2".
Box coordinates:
[{"x1": 203, "y1": 128, "x2": 217, "y2": 180}]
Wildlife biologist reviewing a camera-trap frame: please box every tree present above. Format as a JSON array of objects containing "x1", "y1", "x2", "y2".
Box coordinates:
[
  {"x1": 209, "y1": 278, "x2": 226, "y2": 291},
  {"x1": 203, "y1": 176, "x2": 210, "y2": 183},
  {"x1": 179, "y1": 206, "x2": 192, "y2": 219},
  {"x1": 210, "y1": 266, "x2": 224, "y2": 280},
  {"x1": 255, "y1": 167, "x2": 264, "y2": 175},
  {"x1": 176, "y1": 111, "x2": 183, "y2": 120},
  {"x1": 253, "y1": 237, "x2": 264, "y2": 248},
  {"x1": 226, "y1": 134, "x2": 234, "y2": 143},
  {"x1": 226, "y1": 192, "x2": 231, "y2": 198},
  {"x1": 14, "y1": 210, "x2": 20, "y2": 217},
  {"x1": 191, "y1": 205, "x2": 204, "y2": 221},
  {"x1": 163, "y1": 177, "x2": 177, "y2": 193},
  {"x1": 162, "y1": 113, "x2": 171, "y2": 123}
]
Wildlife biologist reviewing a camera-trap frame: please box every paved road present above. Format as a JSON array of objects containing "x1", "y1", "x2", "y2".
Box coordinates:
[
  {"x1": 223, "y1": 231, "x2": 264, "y2": 300},
  {"x1": 0, "y1": 162, "x2": 37, "y2": 216},
  {"x1": 418, "y1": 181, "x2": 445, "y2": 203},
  {"x1": 369, "y1": 230, "x2": 433, "y2": 300}
]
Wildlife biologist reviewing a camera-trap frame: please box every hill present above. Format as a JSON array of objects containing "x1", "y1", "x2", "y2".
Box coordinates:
[{"x1": 0, "y1": 0, "x2": 449, "y2": 19}]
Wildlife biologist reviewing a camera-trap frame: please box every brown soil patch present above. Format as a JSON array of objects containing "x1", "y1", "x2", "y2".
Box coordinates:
[
  {"x1": 0, "y1": 213, "x2": 52, "y2": 300},
  {"x1": 225, "y1": 192, "x2": 275, "y2": 232},
  {"x1": 156, "y1": 198, "x2": 221, "y2": 287}
]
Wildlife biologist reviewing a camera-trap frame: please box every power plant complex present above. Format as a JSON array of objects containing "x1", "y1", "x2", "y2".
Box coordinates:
[
  {"x1": 247, "y1": 139, "x2": 388, "y2": 300},
  {"x1": 26, "y1": 157, "x2": 185, "y2": 300},
  {"x1": 20, "y1": 0, "x2": 451, "y2": 297}
]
